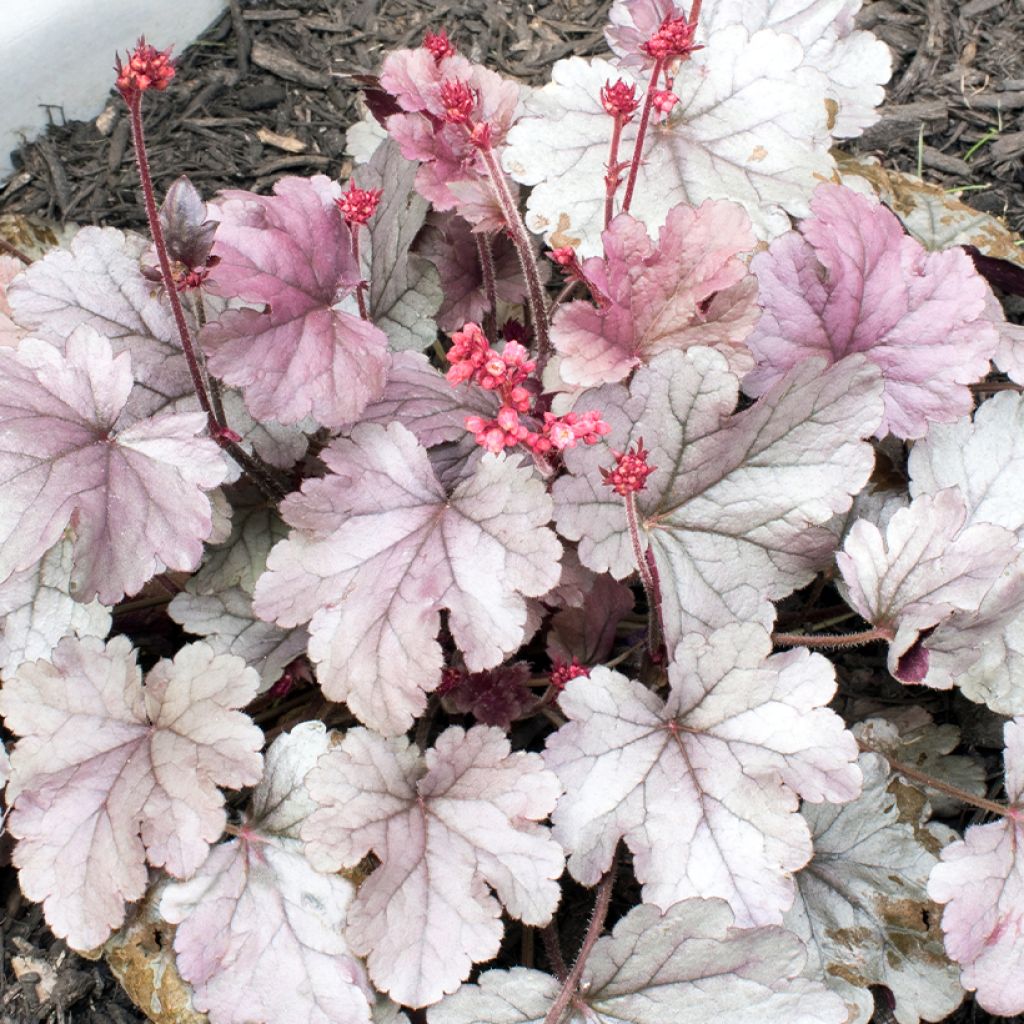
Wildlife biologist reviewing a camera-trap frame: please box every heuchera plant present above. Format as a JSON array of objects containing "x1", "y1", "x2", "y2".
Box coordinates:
[{"x1": 4, "y1": 5, "x2": 1024, "y2": 1022}]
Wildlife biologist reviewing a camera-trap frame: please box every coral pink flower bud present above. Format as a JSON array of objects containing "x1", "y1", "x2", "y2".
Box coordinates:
[
  {"x1": 423, "y1": 28, "x2": 456, "y2": 63},
  {"x1": 548, "y1": 420, "x2": 578, "y2": 450},
  {"x1": 485, "y1": 355, "x2": 507, "y2": 379},
  {"x1": 439, "y1": 79, "x2": 477, "y2": 124},
  {"x1": 335, "y1": 183, "x2": 383, "y2": 225},
  {"x1": 469, "y1": 122, "x2": 493, "y2": 149},
  {"x1": 549, "y1": 246, "x2": 577, "y2": 267},
  {"x1": 600, "y1": 437, "x2": 657, "y2": 496},
  {"x1": 642, "y1": 16, "x2": 700, "y2": 61},
  {"x1": 115, "y1": 38, "x2": 175, "y2": 101},
  {"x1": 497, "y1": 406, "x2": 520, "y2": 432},
  {"x1": 550, "y1": 658, "x2": 590, "y2": 692},
  {"x1": 600, "y1": 79, "x2": 640, "y2": 120},
  {"x1": 651, "y1": 90, "x2": 679, "y2": 117},
  {"x1": 482, "y1": 427, "x2": 507, "y2": 453},
  {"x1": 465, "y1": 415, "x2": 487, "y2": 434}
]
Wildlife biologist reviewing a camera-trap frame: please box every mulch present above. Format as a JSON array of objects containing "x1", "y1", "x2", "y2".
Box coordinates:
[{"x1": 0, "y1": 0, "x2": 1021, "y2": 1022}]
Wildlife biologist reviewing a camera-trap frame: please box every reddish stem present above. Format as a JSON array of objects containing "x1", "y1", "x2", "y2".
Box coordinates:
[
  {"x1": 860, "y1": 741, "x2": 1015, "y2": 820},
  {"x1": 603, "y1": 115, "x2": 627, "y2": 228},
  {"x1": 0, "y1": 236, "x2": 32, "y2": 265},
  {"x1": 772, "y1": 626, "x2": 894, "y2": 649},
  {"x1": 351, "y1": 229, "x2": 369, "y2": 321},
  {"x1": 474, "y1": 140, "x2": 552, "y2": 376},
  {"x1": 544, "y1": 854, "x2": 617, "y2": 1024},
  {"x1": 625, "y1": 492, "x2": 662, "y2": 657},
  {"x1": 128, "y1": 95, "x2": 218, "y2": 430},
  {"x1": 128, "y1": 96, "x2": 287, "y2": 500},
  {"x1": 620, "y1": 58, "x2": 664, "y2": 216},
  {"x1": 475, "y1": 232, "x2": 499, "y2": 341}
]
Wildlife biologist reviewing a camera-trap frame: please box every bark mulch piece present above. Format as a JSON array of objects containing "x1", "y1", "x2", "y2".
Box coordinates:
[{"x1": 0, "y1": 1, "x2": 1021, "y2": 1023}]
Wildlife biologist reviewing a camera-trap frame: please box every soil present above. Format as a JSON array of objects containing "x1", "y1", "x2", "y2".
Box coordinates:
[{"x1": 0, "y1": 1, "x2": 1021, "y2": 1022}]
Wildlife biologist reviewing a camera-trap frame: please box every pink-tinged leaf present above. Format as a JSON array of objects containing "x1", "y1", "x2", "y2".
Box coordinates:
[
  {"x1": 0, "y1": 537, "x2": 111, "y2": 676},
  {"x1": 0, "y1": 636, "x2": 263, "y2": 951},
  {"x1": 162, "y1": 723, "x2": 375, "y2": 1024},
  {"x1": 546, "y1": 571, "x2": 634, "y2": 666},
  {"x1": 203, "y1": 176, "x2": 390, "y2": 428},
  {"x1": 358, "y1": 351, "x2": 498, "y2": 448},
  {"x1": 928, "y1": 719, "x2": 1024, "y2": 1016},
  {"x1": 743, "y1": 184, "x2": 997, "y2": 439},
  {"x1": 544, "y1": 623, "x2": 860, "y2": 926},
  {"x1": 552, "y1": 349, "x2": 882, "y2": 650},
  {"x1": 352, "y1": 141, "x2": 443, "y2": 352},
  {"x1": 787, "y1": 752, "x2": 961, "y2": 1024},
  {"x1": 417, "y1": 213, "x2": 532, "y2": 333},
  {"x1": 253, "y1": 422, "x2": 561, "y2": 735},
  {"x1": 6, "y1": 227, "x2": 194, "y2": 419},
  {"x1": 440, "y1": 663, "x2": 536, "y2": 730},
  {"x1": 897, "y1": 393, "x2": 1024, "y2": 711},
  {"x1": 504, "y1": 34, "x2": 834, "y2": 257},
  {"x1": 302, "y1": 725, "x2": 563, "y2": 1008},
  {"x1": 837, "y1": 489, "x2": 1018, "y2": 680},
  {"x1": 551, "y1": 203, "x2": 759, "y2": 387},
  {"x1": 428, "y1": 899, "x2": 848, "y2": 1024},
  {"x1": 0, "y1": 329, "x2": 227, "y2": 604},
  {"x1": 985, "y1": 289, "x2": 1024, "y2": 387},
  {"x1": 169, "y1": 587, "x2": 308, "y2": 693},
  {"x1": 380, "y1": 49, "x2": 522, "y2": 219},
  {"x1": 0, "y1": 254, "x2": 26, "y2": 347}
]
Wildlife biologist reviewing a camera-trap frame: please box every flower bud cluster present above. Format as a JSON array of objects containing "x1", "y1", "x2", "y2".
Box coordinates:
[
  {"x1": 335, "y1": 184, "x2": 383, "y2": 226},
  {"x1": 550, "y1": 658, "x2": 590, "y2": 692},
  {"x1": 115, "y1": 39, "x2": 175, "y2": 101},
  {"x1": 601, "y1": 438, "x2": 657, "y2": 495},
  {"x1": 600, "y1": 79, "x2": 640, "y2": 120},
  {"x1": 423, "y1": 28, "x2": 457, "y2": 63},
  {"x1": 641, "y1": 16, "x2": 699, "y2": 61}
]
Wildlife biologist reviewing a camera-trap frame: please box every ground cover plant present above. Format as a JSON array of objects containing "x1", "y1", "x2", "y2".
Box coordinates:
[{"x1": 1, "y1": 1, "x2": 1024, "y2": 1022}]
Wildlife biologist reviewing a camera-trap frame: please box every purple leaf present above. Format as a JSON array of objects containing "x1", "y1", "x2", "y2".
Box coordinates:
[
  {"x1": 551, "y1": 202, "x2": 759, "y2": 387},
  {"x1": 744, "y1": 184, "x2": 998, "y2": 439},
  {"x1": 203, "y1": 176, "x2": 391, "y2": 428}
]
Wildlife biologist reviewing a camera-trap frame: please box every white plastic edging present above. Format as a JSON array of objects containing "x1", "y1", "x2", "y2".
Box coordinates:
[{"x1": 0, "y1": 0, "x2": 226, "y2": 180}]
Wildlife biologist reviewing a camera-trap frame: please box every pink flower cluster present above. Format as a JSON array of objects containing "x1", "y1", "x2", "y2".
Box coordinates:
[
  {"x1": 115, "y1": 38, "x2": 175, "y2": 101},
  {"x1": 447, "y1": 322, "x2": 610, "y2": 455}
]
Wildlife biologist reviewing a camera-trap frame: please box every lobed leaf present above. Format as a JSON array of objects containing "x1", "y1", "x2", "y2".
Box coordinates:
[
  {"x1": 743, "y1": 184, "x2": 998, "y2": 439},
  {"x1": 254, "y1": 422, "x2": 561, "y2": 735},
  {"x1": 162, "y1": 724, "x2": 375, "y2": 1024},
  {"x1": 0, "y1": 636, "x2": 263, "y2": 950},
  {"x1": 544, "y1": 624, "x2": 860, "y2": 926},
  {"x1": 0, "y1": 328, "x2": 227, "y2": 604},
  {"x1": 429, "y1": 899, "x2": 848, "y2": 1024},
  {"x1": 203, "y1": 176, "x2": 390, "y2": 428},
  {"x1": 928, "y1": 719, "x2": 1024, "y2": 1016},
  {"x1": 553, "y1": 349, "x2": 882, "y2": 649},
  {"x1": 302, "y1": 725, "x2": 564, "y2": 1007},
  {"x1": 550, "y1": 202, "x2": 759, "y2": 387}
]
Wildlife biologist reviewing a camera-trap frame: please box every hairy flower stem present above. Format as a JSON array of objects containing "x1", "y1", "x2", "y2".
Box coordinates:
[
  {"x1": 603, "y1": 116, "x2": 628, "y2": 228},
  {"x1": 128, "y1": 96, "x2": 217, "y2": 430},
  {"x1": 772, "y1": 625, "x2": 894, "y2": 649},
  {"x1": 541, "y1": 920, "x2": 569, "y2": 981},
  {"x1": 620, "y1": 58, "x2": 665, "y2": 216},
  {"x1": 475, "y1": 140, "x2": 552, "y2": 375},
  {"x1": 475, "y1": 232, "x2": 499, "y2": 341},
  {"x1": 859, "y1": 741, "x2": 1015, "y2": 820},
  {"x1": 128, "y1": 96, "x2": 287, "y2": 501},
  {"x1": 625, "y1": 492, "x2": 663, "y2": 657},
  {"x1": 544, "y1": 853, "x2": 618, "y2": 1024},
  {"x1": 351, "y1": 229, "x2": 369, "y2": 321}
]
